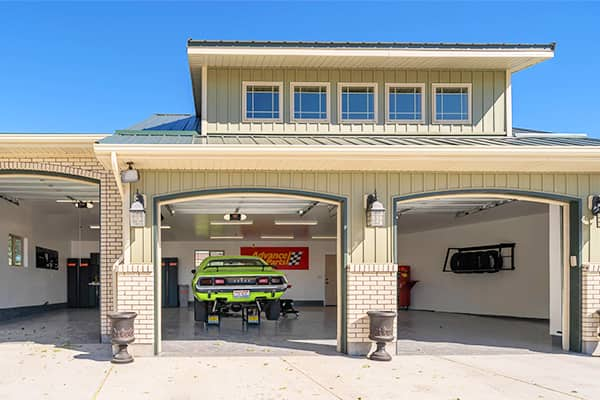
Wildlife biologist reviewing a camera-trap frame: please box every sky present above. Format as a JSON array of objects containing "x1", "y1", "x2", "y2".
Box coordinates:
[{"x1": 0, "y1": 1, "x2": 598, "y2": 136}]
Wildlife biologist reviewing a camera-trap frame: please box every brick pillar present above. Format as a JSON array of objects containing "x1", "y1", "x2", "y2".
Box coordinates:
[
  {"x1": 582, "y1": 263, "x2": 600, "y2": 354},
  {"x1": 346, "y1": 263, "x2": 398, "y2": 356},
  {"x1": 116, "y1": 263, "x2": 155, "y2": 353}
]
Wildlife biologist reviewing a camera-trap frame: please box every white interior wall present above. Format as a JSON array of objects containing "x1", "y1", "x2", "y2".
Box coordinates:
[
  {"x1": 0, "y1": 201, "x2": 99, "y2": 309},
  {"x1": 397, "y1": 210, "x2": 550, "y2": 319},
  {"x1": 70, "y1": 241, "x2": 100, "y2": 258},
  {"x1": 161, "y1": 239, "x2": 336, "y2": 302}
]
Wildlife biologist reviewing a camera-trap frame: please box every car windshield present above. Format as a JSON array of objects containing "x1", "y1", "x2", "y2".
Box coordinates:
[{"x1": 205, "y1": 258, "x2": 267, "y2": 268}]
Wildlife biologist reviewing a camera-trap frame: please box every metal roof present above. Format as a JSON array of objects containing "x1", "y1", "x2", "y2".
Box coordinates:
[
  {"x1": 126, "y1": 114, "x2": 199, "y2": 132},
  {"x1": 98, "y1": 133, "x2": 600, "y2": 147},
  {"x1": 187, "y1": 40, "x2": 556, "y2": 51}
]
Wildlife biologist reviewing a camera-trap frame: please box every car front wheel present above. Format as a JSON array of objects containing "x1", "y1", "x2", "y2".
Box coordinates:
[
  {"x1": 264, "y1": 300, "x2": 281, "y2": 321},
  {"x1": 194, "y1": 299, "x2": 208, "y2": 322}
]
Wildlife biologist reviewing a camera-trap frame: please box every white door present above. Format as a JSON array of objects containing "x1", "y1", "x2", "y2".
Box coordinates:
[{"x1": 324, "y1": 254, "x2": 337, "y2": 306}]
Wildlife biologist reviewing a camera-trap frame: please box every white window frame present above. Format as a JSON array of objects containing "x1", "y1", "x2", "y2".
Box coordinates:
[
  {"x1": 290, "y1": 82, "x2": 331, "y2": 123},
  {"x1": 432, "y1": 83, "x2": 472, "y2": 125},
  {"x1": 338, "y1": 82, "x2": 378, "y2": 124},
  {"x1": 242, "y1": 81, "x2": 284, "y2": 123},
  {"x1": 385, "y1": 83, "x2": 426, "y2": 124},
  {"x1": 8, "y1": 234, "x2": 25, "y2": 268}
]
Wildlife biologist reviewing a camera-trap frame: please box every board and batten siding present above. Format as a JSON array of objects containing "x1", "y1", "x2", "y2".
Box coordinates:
[
  {"x1": 129, "y1": 170, "x2": 598, "y2": 266},
  {"x1": 203, "y1": 68, "x2": 506, "y2": 135}
]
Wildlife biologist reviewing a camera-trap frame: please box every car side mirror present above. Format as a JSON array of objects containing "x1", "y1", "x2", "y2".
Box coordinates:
[{"x1": 191, "y1": 269, "x2": 196, "y2": 274}]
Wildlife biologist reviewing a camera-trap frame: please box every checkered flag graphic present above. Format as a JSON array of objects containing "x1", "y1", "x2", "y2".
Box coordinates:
[{"x1": 288, "y1": 251, "x2": 303, "y2": 266}]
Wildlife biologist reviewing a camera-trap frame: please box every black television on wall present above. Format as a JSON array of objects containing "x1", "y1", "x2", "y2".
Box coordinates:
[{"x1": 36, "y1": 247, "x2": 59, "y2": 270}]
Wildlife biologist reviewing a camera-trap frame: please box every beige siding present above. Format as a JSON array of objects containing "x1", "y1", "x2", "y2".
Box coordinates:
[
  {"x1": 130, "y1": 170, "x2": 597, "y2": 266},
  {"x1": 203, "y1": 67, "x2": 506, "y2": 135}
]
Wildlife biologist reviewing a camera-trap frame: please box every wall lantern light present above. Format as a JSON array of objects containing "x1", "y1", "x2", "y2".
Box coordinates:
[
  {"x1": 366, "y1": 192, "x2": 386, "y2": 228},
  {"x1": 121, "y1": 161, "x2": 140, "y2": 184},
  {"x1": 129, "y1": 190, "x2": 146, "y2": 228}
]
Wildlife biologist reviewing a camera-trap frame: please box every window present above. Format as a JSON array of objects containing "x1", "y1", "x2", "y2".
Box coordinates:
[
  {"x1": 291, "y1": 83, "x2": 330, "y2": 122},
  {"x1": 432, "y1": 83, "x2": 472, "y2": 124},
  {"x1": 386, "y1": 84, "x2": 425, "y2": 123},
  {"x1": 339, "y1": 83, "x2": 377, "y2": 122},
  {"x1": 8, "y1": 234, "x2": 23, "y2": 267},
  {"x1": 194, "y1": 250, "x2": 225, "y2": 267},
  {"x1": 242, "y1": 82, "x2": 283, "y2": 122}
]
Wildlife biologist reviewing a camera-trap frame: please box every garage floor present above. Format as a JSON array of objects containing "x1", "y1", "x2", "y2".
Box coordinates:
[
  {"x1": 161, "y1": 306, "x2": 338, "y2": 356},
  {"x1": 0, "y1": 308, "x2": 100, "y2": 345},
  {"x1": 397, "y1": 310, "x2": 562, "y2": 355}
]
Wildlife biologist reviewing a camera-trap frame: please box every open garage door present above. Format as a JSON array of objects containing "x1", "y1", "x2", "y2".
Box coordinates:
[
  {"x1": 0, "y1": 175, "x2": 101, "y2": 345},
  {"x1": 395, "y1": 194, "x2": 570, "y2": 355},
  {"x1": 156, "y1": 194, "x2": 340, "y2": 355}
]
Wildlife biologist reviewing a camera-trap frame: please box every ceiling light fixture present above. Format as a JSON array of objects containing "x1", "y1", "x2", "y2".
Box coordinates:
[
  {"x1": 89, "y1": 225, "x2": 100, "y2": 230},
  {"x1": 160, "y1": 225, "x2": 172, "y2": 230},
  {"x1": 260, "y1": 235, "x2": 295, "y2": 240},
  {"x1": 274, "y1": 220, "x2": 318, "y2": 226},
  {"x1": 209, "y1": 235, "x2": 244, "y2": 240},
  {"x1": 210, "y1": 220, "x2": 254, "y2": 226},
  {"x1": 311, "y1": 235, "x2": 336, "y2": 240},
  {"x1": 224, "y1": 208, "x2": 247, "y2": 222}
]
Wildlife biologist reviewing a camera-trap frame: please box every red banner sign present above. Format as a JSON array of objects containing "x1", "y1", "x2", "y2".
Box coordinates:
[{"x1": 240, "y1": 247, "x2": 309, "y2": 270}]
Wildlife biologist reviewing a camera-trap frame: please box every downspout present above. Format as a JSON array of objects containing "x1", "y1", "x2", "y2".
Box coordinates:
[{"x1": 110, "y1": 152, "x2": 126, "y2": 312}]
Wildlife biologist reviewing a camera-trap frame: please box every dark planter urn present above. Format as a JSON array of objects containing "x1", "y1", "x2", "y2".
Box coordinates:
[
  {"x1": 367, "y1": 310, "x2": 396, "y2": 361},
  {"x1": 108, "y1": 311, "x2": 137, "y2": 364}
]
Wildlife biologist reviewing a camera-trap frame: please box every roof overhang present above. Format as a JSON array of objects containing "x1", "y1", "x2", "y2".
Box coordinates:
[
  {"x1": 94, "y1": 143, "x2": 600, "y2": 173},
  {"x1": 0, "y1": 134, "x2": 108, "y2": 157},
  {"x1": 187, "y1": 41, "x2": 555, "y2": 72}
]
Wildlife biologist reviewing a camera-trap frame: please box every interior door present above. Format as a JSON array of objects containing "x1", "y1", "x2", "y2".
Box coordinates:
[{"x1": 324, "y1": 254, "x2": 337, "y2": 306}]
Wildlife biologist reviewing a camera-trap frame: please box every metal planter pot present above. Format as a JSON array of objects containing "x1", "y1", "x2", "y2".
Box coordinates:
[
  {"x1": 367, "y1": 310, "x2": 396, "y2": 361},
  {"x1": 108, "y1": 311, "x2": 137, "y2": 364}
]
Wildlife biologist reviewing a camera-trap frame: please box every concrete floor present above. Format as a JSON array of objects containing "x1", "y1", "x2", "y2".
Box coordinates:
[{"x1": 0, "y1": 308, "x2": 100, "y2": 345}]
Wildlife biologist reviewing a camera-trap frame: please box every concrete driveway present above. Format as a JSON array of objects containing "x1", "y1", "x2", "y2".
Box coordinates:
[{"x1": 1, "y1": 342, "x2": 599, "y2": 400}]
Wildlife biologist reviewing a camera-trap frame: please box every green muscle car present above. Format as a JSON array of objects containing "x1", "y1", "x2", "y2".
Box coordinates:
[{"x1": 191, "y1": 256, "x2": 289, "y2": 322}]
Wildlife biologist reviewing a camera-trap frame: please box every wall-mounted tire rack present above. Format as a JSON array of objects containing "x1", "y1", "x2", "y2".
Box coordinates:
[{"x1": 443, "y1": 243, "x2": 515, "y2": 273}]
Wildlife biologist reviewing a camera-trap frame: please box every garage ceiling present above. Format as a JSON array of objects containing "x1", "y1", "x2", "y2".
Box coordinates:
[
  {"x1": 162, "y1": 196, "x2": 337, "y2": 241},
  {"x1": 0, "y1": 176, "x2": 99, "y2": 201}
]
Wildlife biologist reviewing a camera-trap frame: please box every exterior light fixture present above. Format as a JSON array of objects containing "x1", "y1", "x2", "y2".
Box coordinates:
[
  {"x1": 366, "y1": 192, "x2": 386, "y2": 228},
  {"x1": 129, "y1": 190, "x2": 146, "y2": 228},
  {"x1": 121, "y1": 161, "x2": 140, "y2": 183}
]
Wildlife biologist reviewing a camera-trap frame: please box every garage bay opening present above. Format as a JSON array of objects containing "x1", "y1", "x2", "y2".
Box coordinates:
[
  {"x1": 158, "y1": 194, "x2": 339, "y2": 355},
  {"x1": 0, "y1": 175, "x2": 101, "y2": 345},
  {"x1": 395, "y1": 195, "x2": 567, "y2": 354}
]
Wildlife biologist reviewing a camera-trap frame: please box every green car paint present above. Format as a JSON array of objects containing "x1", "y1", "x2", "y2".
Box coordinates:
[{"x1": 192, "y1": 256, "x2": 289, "y2": 303}]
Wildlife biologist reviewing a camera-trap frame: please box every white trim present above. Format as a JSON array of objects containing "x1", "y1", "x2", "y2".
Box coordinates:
[
  {"x1": 337, "y1": 82, "x2": 378, "y2": 124},
  {"x1": 241, "y1": 81, "x2": 284, "y2": 123},
  {"x1": 432, "y1": 83, "x2": 472, "y2": 125},
  {"x1": 505, "y1": 70, "x2": 512, "y2": 137},
  {"x1": 201, "y1": 65, "x2": 208, "y2": 135},
  {"x1": 289, "y1": 82, "x2": 331, "y2": 123},
  {"x1": 384, "y1": 83, "x2": 426, "y2": 124}
]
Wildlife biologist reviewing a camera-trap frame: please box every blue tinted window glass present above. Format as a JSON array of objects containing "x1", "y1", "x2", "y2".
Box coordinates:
[
  {"x1": 245, "y1": 85, "x2": 280, "y2": 119},
  {"x1": 435, "y1": 87, "x2": 469, "y2": 121},
  {"x1": 388, "y1": 87, "x2": 422, "y2": 121},
  {"x1": 293, "y1": 86, "x2": 327, "y2": 120},
  {"x1": 341, "y1": 86, "x2": 375, "y2": 121}
]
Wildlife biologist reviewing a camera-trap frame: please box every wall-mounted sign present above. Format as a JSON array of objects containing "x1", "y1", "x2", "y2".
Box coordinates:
[{"x1": 240, "y1": 247, "x2": 309, "y2": 270}]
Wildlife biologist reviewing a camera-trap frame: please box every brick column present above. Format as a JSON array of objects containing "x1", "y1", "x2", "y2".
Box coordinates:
[
  {"x1": 116, "y1": 263, "x2": 154, "y2": 354},
  {"x1": 582, "y1": 263, "x2": 600, "y2": 354},
  {"x1": 346, "y1": 263, "x2": 398, "y2": 356}
]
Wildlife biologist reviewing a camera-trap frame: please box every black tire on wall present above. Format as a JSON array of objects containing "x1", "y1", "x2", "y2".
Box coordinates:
[
  {"x1": 265, "y1": 301, "x2": 281, "y2": 321},
  {"x1": 194, "y1": 299, "x2": 208, "y2": 322}
]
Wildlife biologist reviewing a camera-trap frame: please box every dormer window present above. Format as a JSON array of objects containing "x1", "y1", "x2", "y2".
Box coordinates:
[
  {"x1": 242, "y1": 82, "x2": 283, "y2": 122},
  {"x1": 432, "y1": 83, "x2": 472, "y2": 124},
  {"x1": 339, "y1": 83, "x2": 377, "y2": 123},
  {"x1": 291, "y1": 83, "x2": 330, "y2": 122},
  {"x1": 386, "y1": 84, "x2": 425, "y2": 123}
]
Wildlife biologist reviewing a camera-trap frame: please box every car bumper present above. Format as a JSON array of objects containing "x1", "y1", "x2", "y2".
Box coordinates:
[{"x1": 193, "y1": 284, "x2": 288, "y2": 303}]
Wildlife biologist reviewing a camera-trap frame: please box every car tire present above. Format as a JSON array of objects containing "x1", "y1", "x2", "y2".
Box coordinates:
[
  {"x1": 194, "y1": 299, "x2": 208, "y2": 322},
  {"x1": 265, "y1": 301, "x2": 281, "y2": 321}
]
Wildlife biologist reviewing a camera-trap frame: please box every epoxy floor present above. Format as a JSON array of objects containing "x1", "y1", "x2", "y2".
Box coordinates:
[
  {"x1": 161, "y1": 306, "x2": 338, "y2": 356},
  {"x1": 0, "y1": 308, "x2": 100, "y2": 345}
]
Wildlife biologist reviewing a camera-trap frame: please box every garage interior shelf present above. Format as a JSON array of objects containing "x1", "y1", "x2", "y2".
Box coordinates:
[{"x1": 443, "y1": 243, "x2": 516, "y2": 274}]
